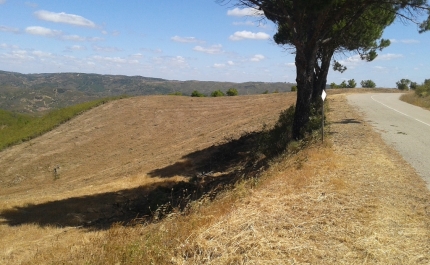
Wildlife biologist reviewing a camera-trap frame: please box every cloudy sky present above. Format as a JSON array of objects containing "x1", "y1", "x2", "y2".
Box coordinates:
[{"x1": 0, "y1": 0, "x2": 429, "y2": 88}]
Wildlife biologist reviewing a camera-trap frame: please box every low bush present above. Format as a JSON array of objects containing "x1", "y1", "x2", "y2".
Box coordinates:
[
  {"x1": 191, "y1": 90, "x2": 205, "y2": 97},
  {"x1": 211, "y1": 90, "x2": 225, "y2": 97},
  {"x1": 226, "y1": 88, "x2": 238, "y2": 96}
]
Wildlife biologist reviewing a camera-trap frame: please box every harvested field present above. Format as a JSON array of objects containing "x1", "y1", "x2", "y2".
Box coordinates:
[{"x1": 1, "y1": 91, "x2": 429, "y2": 264}]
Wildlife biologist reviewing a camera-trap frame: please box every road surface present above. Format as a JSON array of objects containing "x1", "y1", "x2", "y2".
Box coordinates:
[{"x1": 348, "y1": 93, "x2": 430, "y2": 189}]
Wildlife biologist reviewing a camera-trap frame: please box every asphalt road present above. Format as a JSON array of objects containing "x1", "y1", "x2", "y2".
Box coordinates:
[{"x1": 347, "y1": 93, "x2": 430, "y2": 190}]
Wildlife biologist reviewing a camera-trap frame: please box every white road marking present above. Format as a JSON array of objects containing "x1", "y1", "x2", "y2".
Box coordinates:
[{"x1": 371, "y1": 95, "x2": 430, "y2": 128}]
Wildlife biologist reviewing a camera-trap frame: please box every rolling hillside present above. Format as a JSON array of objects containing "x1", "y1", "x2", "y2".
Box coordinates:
[{"x1": 0, "y1": 70, "x2": 294, "y2": 113}]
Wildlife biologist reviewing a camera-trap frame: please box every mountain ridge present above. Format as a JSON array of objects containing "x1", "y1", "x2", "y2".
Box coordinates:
[{"x1": 0, "y1": 70, "x2": 294, "y2": 113}]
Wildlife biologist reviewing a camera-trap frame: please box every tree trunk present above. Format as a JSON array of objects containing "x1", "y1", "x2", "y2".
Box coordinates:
[
  {"x1": 292, "y1": 44, "x2": 318, "y2": 140},
  {"x1": 312, "y1": 49, "x2": 334, "y2": 104}
]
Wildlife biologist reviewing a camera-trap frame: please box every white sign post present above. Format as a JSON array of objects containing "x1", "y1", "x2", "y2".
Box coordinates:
[{"x1": 321, "y1": 90, "x2": 327, "y2": 143}]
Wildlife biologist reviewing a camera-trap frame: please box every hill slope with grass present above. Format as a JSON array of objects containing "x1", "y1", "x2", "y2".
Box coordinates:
[
  {"x1": 0, "y1": 70, "x2": 293, "y2": 113},
  {"x1": 0, "y1": 91, "x2": 429, "y2": 264}
]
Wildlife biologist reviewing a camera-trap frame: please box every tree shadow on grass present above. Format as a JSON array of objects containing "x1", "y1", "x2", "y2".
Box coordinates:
[{"x1": 0, "y1": 131, "x2": 269, "y2": 231}]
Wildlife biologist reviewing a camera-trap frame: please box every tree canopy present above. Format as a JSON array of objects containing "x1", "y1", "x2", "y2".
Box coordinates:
[{"x1": 222, "y1": 0, "x2": 430, "y2": 139}]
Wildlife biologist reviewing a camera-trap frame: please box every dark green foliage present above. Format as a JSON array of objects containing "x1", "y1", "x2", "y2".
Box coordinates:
[
  {"x1": 360, "y1": 80, "x2": 376, "y2": 88},
  {"x1": 211, "y1": 90, "x2": 225, "y2": 97},
  {"x1": 262, "y1": 90, "x2": 269, "y2": 94},
  {"x1": 291, "y1": 85, "x2": 297, "y2": 92},
  {"x1": 415, "y1": 81, "x2": 430, "y2": 97},
  {"x1": 331, "y1": 79, "x2": 356, "y2": 88},
  {"x1": 396, "y1": 79, "x2": 411, "y2": 90},
  {"x1": 0, "y1": 96, "x2": 127, "y2": 151},
  {"x1": 168, "y1": 91, "x2": 183, "y2": 96},
  {"x1": 191, "y1": 90, "x2": 205, "y2": 97},
  {"x1": 410, "y1": 82, "x2": 418, "y2": 90},
  {"x1": 226, "y1": 88, "x2": 239, "y2": 96},
  {"x1": 347, "y1": 79, "x2": 357, "y2": 88}
]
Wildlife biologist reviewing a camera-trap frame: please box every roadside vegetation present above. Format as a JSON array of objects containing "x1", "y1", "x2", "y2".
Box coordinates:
[
  {"x1": 400, "y1": 79, "x2": 430, "y2": 110},
  {"x1": 0, "y1": 95, "x2": 127, "y2": 151}
]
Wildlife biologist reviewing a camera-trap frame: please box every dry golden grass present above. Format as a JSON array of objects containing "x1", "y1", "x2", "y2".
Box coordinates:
[
  {"x1": 400, "y1": 92, "x2": 430, "y2": 110},
  {"x1": 1, "y1": 92, "x2": 429, "y2": 264}
]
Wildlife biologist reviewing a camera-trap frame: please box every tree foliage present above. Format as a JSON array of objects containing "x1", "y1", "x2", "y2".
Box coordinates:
[
  {"x1": 396, "y1": 79, "x2": 411, "y2": 90},
  {"x1": 191, "y1": 90, "x2": 205, "y2": 97},
  {"x1": 360, "y1": 80, "x2": 377, "y2": 88},
  {"x1": 222, "y1": 0, "x2": 430, "y2": 139},
  {"x1": 226, "y1": 88, "x2": 239, "y2": 96},
  {"x1": 211, "y1": 89, "x2": 225, "y2": 97}
]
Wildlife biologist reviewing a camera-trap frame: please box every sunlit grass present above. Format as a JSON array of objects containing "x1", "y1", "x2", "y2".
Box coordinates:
[
  {"x1": 0, "y1": 95, "x2": 127, "y2": 151},
  {"x1": 400, "y1": 92, "x2": 430, "y2": 110}
]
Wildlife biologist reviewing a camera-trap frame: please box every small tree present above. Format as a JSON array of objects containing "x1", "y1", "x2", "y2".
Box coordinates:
[
  {"x1": 360, "y1": 80, "x2": 376, "y2": 88},
  {"x1": 291, "y1": 85, "x2": 297, "y2": 92},
  {"x1": 339, "y1": 81, "x2": 348, "y2": 88},
  {"x1": 347, "y1": 79, "x2": 357, "y2": 88},
  {"x1": 396, "y1": 79, "x2": 411, "y2": 90},
  {"x1": 330, "y1": 82, "x2": 338, "y2": 89},
  {"x1": 226, "y1": 88, "x2": 238, "y2": 96},
  {"x1": 191, "y1": 90, "x2": 205, "y2": 97},
  {"x1": 410, "y1": 82, "x2": 418, "y2": 90},
  {"x1": 211, "y1": 89, "x2": 225, "y2": 97}
]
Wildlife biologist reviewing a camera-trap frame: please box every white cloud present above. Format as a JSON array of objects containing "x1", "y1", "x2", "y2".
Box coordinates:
[
  {"x1": 171, "y1": 36, "x2": 203, "y2": 43},
  {"x1": 229, "y1": 31, "x2": 270, "y2": 41},
  {"x1": 390, "y1": 39, "x2": 420, "y2": 44},
  {"x1": 0, "y1": 25, "x2": 20, "y2": 33},
  {"x1": 286, "y1": 62, "x2": 295, "y2": 67},
  {"x1": 93, "y1": 45, "x2": 122, "y2": 52},
  {"x1": 1, "y1": 50, "x2": 35, "y2": 61},
  {"x1": 250, "y1": 54, "x2": 265, "y2": 62},
  {"x1": 214, "y1": 63, "x2": 225, "y2": 68},
  {"x1": 62, "y1": 34, "x2": 86, "y2": 41},
  {"x1": 25, "y1": 26, "x2": 62, "y2": 37},
  {"x1": 67, "y1": 45, "x2": 86, "y2": 51},
  {"x1": 193, "y1": 44, "x2": 223, "y2": 54},
  {"x1": 233, "y1": 21, "x2": 255, "y2": 26},
  {"x1": 227, "y1": 7, "x2": 263, "y2": 17},
  {"x1": 34, "y1": 10, "x2": 96, "y2": 28},
  {"x1": 92, "y1": 55, "x2": 127, "y2": 64},
  {"x1": 227, "y1": 61, "x2": 234, "y2": 66},
  {"x1": 132, "y1": 53, "x2": 143, "y2": 58},
  {"x1": 32, "y1": 50, "x2": 52, "y2": 57},
  {"x1": 373, "y1": 66, "x2": 387, "y2": 70},
  {"x1": 376, "y1": 53, "x2": 403, "y2": 61}
]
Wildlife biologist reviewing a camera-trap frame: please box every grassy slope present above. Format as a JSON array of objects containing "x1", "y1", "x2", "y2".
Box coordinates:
[
  {"x1": 5, "y1": 92, "x2": 428, "y2": 264},
  {"x1": 0, "y1": 96, "x2": 126, "y2": 151}
]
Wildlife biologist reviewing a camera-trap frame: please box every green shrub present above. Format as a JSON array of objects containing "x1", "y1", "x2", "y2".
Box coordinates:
[
  {"x1": 396, "y1": 79, "x2": 411, "y2": 90},
  {"x1": 211, "y1": 90, "x2": 225, "y2": 97},
  {"x1": 291, "y1": 85, "x2": 297, "y2": 92},
  {"x1": 262, "y1": 90, "x2": 269, "y2": 94},
  {"x1": 360, "y1": 79, "x2": 376, "y2": 88},
  {"x1": 168, "y1": 91, "x2": 182, "y2": 96},
  {"x1": 226, "y1": 88, "x2": 238, "y2": 96},
  {"x1": 415, "y1": 81, "x2": 430, "y2": 98},
  {"x1": 191, "y1": 90, "x2": 205, "y2": 97}
]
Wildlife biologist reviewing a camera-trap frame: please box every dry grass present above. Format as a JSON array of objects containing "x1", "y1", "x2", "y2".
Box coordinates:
[
  {"x1": 400, "y1": 92, "x2": 430, "y2": 110},
  {"x1": 1, "y1": 92, "x2": 429, "y2": 264}
]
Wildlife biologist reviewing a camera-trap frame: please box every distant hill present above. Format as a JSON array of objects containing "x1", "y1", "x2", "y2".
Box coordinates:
[{"x1": 0, "y1": 70, "x2": 295, "y2": 113}]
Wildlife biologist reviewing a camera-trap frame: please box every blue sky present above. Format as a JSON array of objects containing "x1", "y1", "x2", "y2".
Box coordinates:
[{"x1": 0, "y1": 0, "x2": 429, "y2": 88}]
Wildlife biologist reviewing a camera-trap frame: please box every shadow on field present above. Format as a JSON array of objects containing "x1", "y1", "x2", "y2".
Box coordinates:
[{"x1": 0, "y1": 132, "x2": 268, "y2": 230}]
